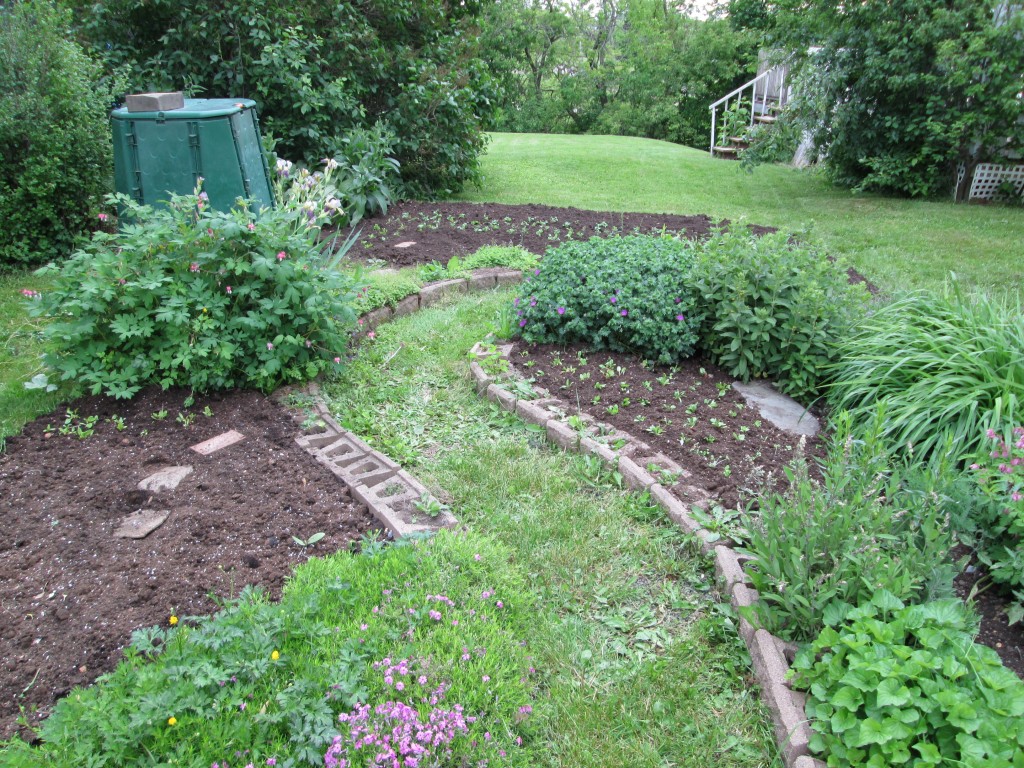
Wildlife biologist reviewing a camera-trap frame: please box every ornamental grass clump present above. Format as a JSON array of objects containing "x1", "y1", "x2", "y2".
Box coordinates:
[
  {"x1": 515, "y1": 236, "x2": 704, "y2": 364},
  {"x1": 829, "y1": 286, "x2": 1024, "y2": 467},
  {"x1": 792, "y1": 593, "x2": 1024, "y2": 768},
  {"x1": 27, "y1": 187, "x2": 362, "y2": 398}
]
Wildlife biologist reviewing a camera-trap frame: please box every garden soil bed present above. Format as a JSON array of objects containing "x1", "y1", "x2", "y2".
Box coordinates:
[
  {"x1": 511, "y1": 341, "x2": 824, "y2": 510},
  {"x1": 3, "y1": 200, "x2": 1016, "y2": 743},
  {"x1": 0, "y1": 388, "x2": 379, "y2": 741}
]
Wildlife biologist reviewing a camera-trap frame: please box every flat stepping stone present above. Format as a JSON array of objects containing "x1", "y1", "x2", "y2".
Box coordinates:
[
  {"x1": 191, "y1": 430, "x2": 245, "y2": 455},
  {"x1": 114, "y1": 509, "x2": 170, "y2": 539},
  {"x1": 137, "y1": 465, "x2": 193, "y2": 492},
  {"x1": 394, "y1": 241, "x2": 416, "y2": 248},
  {"x1": 731, "y1": 381, "x2": 820, "y2": 437}
]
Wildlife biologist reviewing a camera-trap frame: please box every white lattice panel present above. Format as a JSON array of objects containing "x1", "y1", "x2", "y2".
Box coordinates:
[{"x1": 968, "y1": 163, "x2": 1024, "y2": 200}]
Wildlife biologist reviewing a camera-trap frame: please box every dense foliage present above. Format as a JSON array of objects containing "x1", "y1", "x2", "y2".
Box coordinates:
[
  {"x1": 481, "y1": 0, "x2": 758, "y2": 149},
  {"x1": 69, "y1": 0, "x2": 497, "y2": 197},
  {"x1": 741, "y1": 410, "x2": 956, "y2": 642},
  {"x1": 5, "y1": 533, "x2": 539, "y2": 767},
  {"x1": 691, "y1": 229, "x2": 868, "y2": 400},
  {"x1": 829, "y1": 287, "x2": 1024, "y2": 467},
  {"x1": 516, "y1": 236, "x2": 704, "y2": 364},
  {"x1": 767, "y1": 0, "x2": 1024, "y2": 197},
  {"x1": 0, "y1": 0, "x2": 125, "y2": 269},
  {"x1": 792, "y1": 594, "x2": 1024, "y2": 768},
  {"x1": 966, "y1": 426, "x2": 1024, "y2": 625},
  {"x1": 29, "y1": 188, "x2": 360, "y2": 398}
]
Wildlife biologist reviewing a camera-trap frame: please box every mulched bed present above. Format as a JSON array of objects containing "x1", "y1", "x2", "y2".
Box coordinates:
[
  {"x1": 0, "y1": 388, "x2": 379, "y2": 741},
  {"x1": 2, "y1": 199, "x2": 1019, "y2": 742},
  {"x1": 512, "y1": 341, "x2": 824, "y2": 509},
  {"x1": 343, "y1": 200, "x2": 773, "y2": 268}
]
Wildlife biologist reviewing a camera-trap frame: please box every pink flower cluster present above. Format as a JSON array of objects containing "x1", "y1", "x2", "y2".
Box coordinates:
[
  {"x1": 20, "y1": 289, "x2": 41, "y2": 299},
  {"x1": 973, "y1": 426, "x2": 1024, "y2": 506},
  {"x1": 325, "y1": 689, "x2": 469, "y2": 768}
]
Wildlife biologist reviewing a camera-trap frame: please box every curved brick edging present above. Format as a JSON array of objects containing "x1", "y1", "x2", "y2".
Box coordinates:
[
  {"x1": 466, "y1": 341, "x2": 827, "y2": 768},
  {"x1": 287, "y1": 267, "x2": 824, "y2": 765},
  {"x1": 282, "y1": 268, "x2": 529, "y2": 539}
]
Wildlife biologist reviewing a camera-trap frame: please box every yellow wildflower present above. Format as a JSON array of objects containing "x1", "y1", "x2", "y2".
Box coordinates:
[
  {"x1": 169, "y1": 615, "x2": 178, "y2": 626},
  {"x1": 167, "y1": 716, "x2": 177, "y2": 726},
  {"x1": 271, "y1": 650, "x2": 280, "y2": 661}
]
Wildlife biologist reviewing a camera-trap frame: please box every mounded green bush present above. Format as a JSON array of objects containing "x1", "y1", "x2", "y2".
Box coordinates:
[
  {"x1": 828, "y1": 287, "x2": 1024, "y2": 466},
  {"x1": 515, "y1": 230, "x2": 864, "y2": 398},
  {"x1": 741, "y1": 409, "x2": 955, "y2": 642},
  {"x1": 691, "y1": 229, "x2": 869, "y2": 400},
  {"x1": 792, "y1": 594, "x2": 1024, "y2": 768},
  {"x1": 0, "y1": 0, "x2": 125, "y2": 269},
  {"x1": 28, "y1": 191, "x2": 360, "y2": 398},
  {"x1": 515, "y1": 236, "x2": 704, "y2": 364}
]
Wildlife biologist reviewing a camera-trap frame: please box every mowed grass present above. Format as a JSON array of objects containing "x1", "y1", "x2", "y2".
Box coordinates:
[
  {"x1": 457, "y1": 133, "x2": 1024, "y2": 296},
  {"x1": 322, "y1": 290, "x2": 781, "y2": 767}
]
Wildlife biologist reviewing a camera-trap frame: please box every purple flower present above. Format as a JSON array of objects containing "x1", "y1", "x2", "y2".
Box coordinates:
[
  {"x1": 557, "y1": 307, "x2": 566, "y2": 315},
  {"x1": 267, "y1": 342, "x2": 274, "y2": 350},
  {"x1": 519, "y1": 319, "x2": 527, "y2": 327},
  {"x1": 620, "y1": 309, "x2": 628, "y2": 317},
  {"x1": 609, "y1": 296, "x2": 617, "y2": 304},
  {"x1": 676, "y1": 314, "x2": 686, "y2": 321},
  {"x1": 534, "y1": 268, "x2": 540, "y2": 275},
  {"x1": 513, "y1": 298, "x2": 520, "y2": 306},
  {"x1": 674, "y1": 297, "x2": 682, "y2": 304}
]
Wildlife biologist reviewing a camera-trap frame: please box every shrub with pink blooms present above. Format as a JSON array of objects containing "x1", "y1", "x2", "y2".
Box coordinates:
[
  {"x1": 969, "y1": 426, "x2": 1024, "y2": 624},
  {"x1": 27, "y1": 187, "x2": 362, "y2": 397}
]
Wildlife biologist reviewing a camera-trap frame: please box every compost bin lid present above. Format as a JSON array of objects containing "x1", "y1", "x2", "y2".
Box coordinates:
[{"x1": 111, "y1": 98, "x2": 258, "y2": 121}]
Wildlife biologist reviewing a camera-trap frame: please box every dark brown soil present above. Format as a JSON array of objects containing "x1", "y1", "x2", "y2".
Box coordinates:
[
  {"x1": 343, "y1": 201, "x2": 775, "y2": 268},
  {"x1": 953, "y1": 547, "x2": 1024, "y2": 678},
  {"x1": 0, "y1": 388, "x2": 379, "y2": 740},
  {"x1": 512, "y1": 342, "x2": 824, "y2": 509}
]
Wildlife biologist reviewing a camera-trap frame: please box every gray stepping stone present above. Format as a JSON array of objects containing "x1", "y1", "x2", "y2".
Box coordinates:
[
  {"x1": 114, "y1": 509, "x2": 170, "y2": 539},
  {"x1": 731, "y1": 381, "x2": 820, "y2": 437},
  {"x1": 191, "y1": 430, "x2": 245, "y2": 455},
  {"x1": 138, "y1": 465, "x2": 193, "y2": 492},
  {"x1": 394, "y1": 241, "x2": 416, "y2": 248}
]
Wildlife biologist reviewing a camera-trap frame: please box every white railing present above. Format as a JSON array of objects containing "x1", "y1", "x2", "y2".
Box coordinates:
[{"x1": 709, "y1": 66, "x2": 789, "y2": 157}]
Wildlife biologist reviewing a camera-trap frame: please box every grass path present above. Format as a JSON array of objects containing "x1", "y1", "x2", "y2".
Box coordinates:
[
  {"x1": 458, "y1": 133, "x2": 1024, "y2": 296},
  {"x1": 322, "y1": 289, "x2": 781, "y2": 767}
]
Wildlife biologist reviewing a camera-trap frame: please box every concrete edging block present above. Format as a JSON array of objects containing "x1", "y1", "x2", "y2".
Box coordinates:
[
  {"x1": 618, "y1": 456, "x2": 657, "y2": 491},
  {"x1": 713, "y1": 545, "x2": 747, "y2": 591},
  {"x1": 546, "y1": 419, "x2": 579, "y2": 451}
]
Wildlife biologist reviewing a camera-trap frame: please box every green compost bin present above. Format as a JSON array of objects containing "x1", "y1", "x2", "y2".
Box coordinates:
[{"x1": 111, "y1": 98, "x2": 274, "y2": 213}]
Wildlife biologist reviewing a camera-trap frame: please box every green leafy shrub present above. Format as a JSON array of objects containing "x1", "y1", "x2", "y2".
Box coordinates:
[
  {"x1": 0, "y1": 0, "x2": 126, "y2": 269},
  {"x1": 829, "y1": 287, "x2": 1024, "y2": 467},
  {"x1": 965, "y1": 426, "x2": 1024, "y2": 625},
  {"x1": 792, "y1": 593, "x2": 1024, "y2": 768},
  {"x1": 741, "y1": 409, "x2": 956, "y2": 642},
  {"x1": 71, "y1": 0, "x2": 496, "y2": 197},
  {"x1": 28, "y1": 190, "x2": 360, "y2": 398},
  {"x1": 691, "y1": 229, "x2": 868, "y2": 400},
  {"x1": 516, "y1": 236, "x2": 704, "y2": 364}
]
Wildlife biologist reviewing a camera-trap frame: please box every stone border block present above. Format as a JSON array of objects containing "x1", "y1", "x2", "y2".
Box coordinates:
[
  {"x1": 579, "y1": 436, "x2": 618, "y2": 464},
  {"x1": 362, "y1": 305, "x2": 393, "y2": 330},
  {"x1": 713, "y1": 545, "x2": 747, "y2": 591},
  {"x1": 516, "y1": 399, "x2": 553, "y2": 428},
  {"x1": 730, "y1": 583, "x2": 759, "y2": 645},
  {"x1": 794, "y1": 757, "x2": 827, "y2": 768},
  {"x1": 393, "y1": 294, "x2": 420, "y2": 317},
  {"x1": 618, "y1": 456, "x2": 657, "y2": 491},
  {"x1": 486, "y1": 383, "x2": 517, "y2": 413},
  {"x1": 647, "y1": 484, "x2": 702, "y2": 535},
  {"x1": 469, "y1": 362, "x2": 492, "y2": 394},
  {"x1": 546, "y1": 419, "x2": 579, "y2": 451},
  {"x1": 469, "y1": 272, "x2": 497, "y2": 290},
  {"x1": 419, "y1": 278, "x2": 468, "y2": 307},
  {"x1": 493, "y1": 269, "x2": 524, "y2": 286}
]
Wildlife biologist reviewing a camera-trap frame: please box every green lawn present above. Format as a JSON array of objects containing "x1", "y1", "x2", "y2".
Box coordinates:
[{"x1": 458, "y1": 133, "x2": 1024, "y2": 296}]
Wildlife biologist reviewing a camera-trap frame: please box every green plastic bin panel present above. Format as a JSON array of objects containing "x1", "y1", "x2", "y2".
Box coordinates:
[{"x1": 111, "y1": 98, "x2": 274, "y2": 213}]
